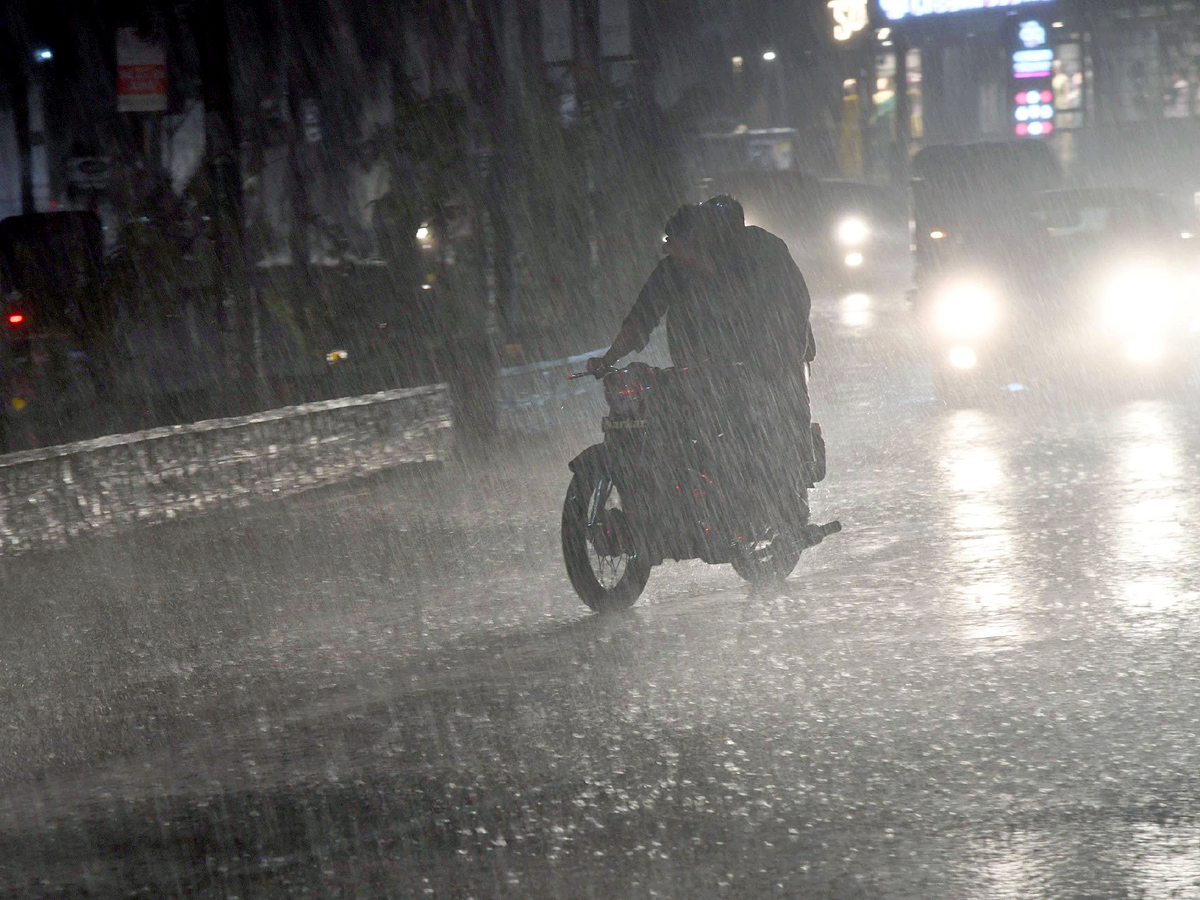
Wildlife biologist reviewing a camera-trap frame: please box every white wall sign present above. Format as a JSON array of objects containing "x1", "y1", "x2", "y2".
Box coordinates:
[
  {"x1": 880, "y1": 0, "x2": 1053, "y2": 22},
  {"x1": 541, "y1": 0, "x2": 572, "y2": 64},
  {"x1": 600, "y1": 0, "x2": 632, "y2": 59},
  {"x1": 116, "y1": 28, "x2": 167, "y2": 113},
  {"x1": 830, "y1": 0, "x2": 870, "y2": 41}
]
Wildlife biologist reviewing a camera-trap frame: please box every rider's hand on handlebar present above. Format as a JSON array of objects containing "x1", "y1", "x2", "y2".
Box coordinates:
[{"x1": 586, "y1": 356, "x2": 611, "y2": 379}]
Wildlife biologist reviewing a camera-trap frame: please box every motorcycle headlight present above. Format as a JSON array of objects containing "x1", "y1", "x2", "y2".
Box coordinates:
[
  {"x1": 837, "y1": 217, "x2": 869, "y2": 246},
  {"x1": 1102, "y1": 262, "x2": 1179, "y2": 331},
  {"x1": 934, "y1": 282, "x2": 999, "y2": 339}
]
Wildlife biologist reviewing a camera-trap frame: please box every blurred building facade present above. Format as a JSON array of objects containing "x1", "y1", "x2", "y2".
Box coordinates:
[{"x1": 827, "y1": 0, "x2": 1200, "y2": 208}]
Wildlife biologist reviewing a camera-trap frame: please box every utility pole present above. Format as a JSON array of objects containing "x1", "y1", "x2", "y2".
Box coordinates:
[
  {"x1": 1, "y1": 8, "x2": 36, "y2": 214},
  {"x1": 193, "y1": 0, "x2": 253, "y2": 406},
  {"x1": 893, "y1": 33, "x2": 911, "y2": 185},
  {"x1": 13, "y1": 68, "x2": 35, "y2": 215},
  {"x1": 272, "y1": 0, "x2": 317, "y2": 384},
  {"x1": 573, "y1": 0, "x2": 603, "y2": 336},
  {"x1": 491, "y1": 0, "x2": 519, "y2": 350}
]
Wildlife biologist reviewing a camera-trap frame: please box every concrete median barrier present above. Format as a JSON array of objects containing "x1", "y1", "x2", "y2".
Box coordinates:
[{"x1": 0, "y1": 384, "x2": 450, "y2": 554}]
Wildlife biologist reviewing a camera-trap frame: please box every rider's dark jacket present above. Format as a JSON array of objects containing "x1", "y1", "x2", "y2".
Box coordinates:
[{"x1": 617, "y1": 225, "x2": 815, "y2": 378}]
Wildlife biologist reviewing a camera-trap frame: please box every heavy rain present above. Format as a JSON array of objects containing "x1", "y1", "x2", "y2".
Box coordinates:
[{"x1": 2, "y1": 0, "x2": 1200, "y2": 897}]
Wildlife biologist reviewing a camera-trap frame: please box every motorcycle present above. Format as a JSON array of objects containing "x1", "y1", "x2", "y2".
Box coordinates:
[{"x1": 561, "y1": 361, "x2": 840, "y2": 612}]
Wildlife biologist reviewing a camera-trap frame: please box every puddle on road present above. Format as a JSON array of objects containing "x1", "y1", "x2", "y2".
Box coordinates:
[{"x1": 938, "y1": 410, "x2": 1024, "y2": 651}]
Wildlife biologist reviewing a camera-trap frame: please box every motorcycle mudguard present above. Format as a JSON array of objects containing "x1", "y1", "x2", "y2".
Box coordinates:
[
  {"x1": 810, "y1": 422, "x2": 827, "y2": 484},
  {"x1": 568, "y1": 443, "x2": 663, "y2": 562},
  {"x1": 567, "y1": 443, "x2": 610, "y2": 485}
]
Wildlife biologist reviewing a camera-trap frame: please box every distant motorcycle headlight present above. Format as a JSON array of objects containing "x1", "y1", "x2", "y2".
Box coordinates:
[
  {"x1": 1103, "y1": 262, "x2": 1179, "y2": 331},
  {"x1": 837, "y1": 217, "x2": 869, "y2": 246},
  {"x1": 934, "y1": 282, "x2": 999, "y2": 339}
]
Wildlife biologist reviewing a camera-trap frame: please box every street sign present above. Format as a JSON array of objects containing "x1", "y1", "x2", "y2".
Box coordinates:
[
  {"x1": 117, "y1": 28, "x2": 167, "y2": 113},
  {"x1": 66, "y1": 156, "x2": 112, "y2": 189}
]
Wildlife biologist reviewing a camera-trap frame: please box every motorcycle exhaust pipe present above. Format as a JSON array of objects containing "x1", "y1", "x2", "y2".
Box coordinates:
[{"x1": 801, "y1": 520, "x2": 842, "y2": 548}]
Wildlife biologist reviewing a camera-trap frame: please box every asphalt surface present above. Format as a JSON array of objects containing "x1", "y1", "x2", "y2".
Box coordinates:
[{"x1": 5, "y1": 264, "x2": 1200, "y2": 898}]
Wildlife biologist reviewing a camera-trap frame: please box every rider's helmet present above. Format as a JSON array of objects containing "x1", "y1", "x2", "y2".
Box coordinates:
[
  {"x1": 663, "y1": 196, "x2": 744, "y2": 250},
  {"x1": 693, "y1": 195, "x2": 745, "y2": 253},
  {"x1": 698, "y1": 195, "x2": 745, "y2": 233}
]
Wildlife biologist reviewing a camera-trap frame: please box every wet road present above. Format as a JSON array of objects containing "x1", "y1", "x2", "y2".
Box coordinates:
[{"x1": 5, "y1": 267, "x2": 1200, "y2": 897}]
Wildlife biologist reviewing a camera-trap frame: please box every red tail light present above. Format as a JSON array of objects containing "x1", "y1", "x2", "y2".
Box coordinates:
[{"x1": 8, "y1": 313, "x2": 25, "y2": 325}]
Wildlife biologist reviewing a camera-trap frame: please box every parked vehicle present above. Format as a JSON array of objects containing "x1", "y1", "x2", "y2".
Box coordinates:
[{"x1": 0, "y1": 212, "x2": 110, "y2": 451}]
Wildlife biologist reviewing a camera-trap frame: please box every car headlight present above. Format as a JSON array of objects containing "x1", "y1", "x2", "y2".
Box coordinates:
[
  {"x1": 1102, "y1": 262, "x2": 1179, "y2": 331},
  {"x1": 837, "y1": 217, "x2": 869, "y2": 246},
  {"x1": 934, "y1": 282, "x2": 999, "y2": 339}
]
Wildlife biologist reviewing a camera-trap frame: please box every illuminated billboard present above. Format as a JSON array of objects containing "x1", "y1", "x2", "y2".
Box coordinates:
[
  {"x1": 880, "y1": 0, "x2": 1053, "y2": 22},
  {"x1": 1008, "y1": 17, "x2": 1056, "y2": 137}
]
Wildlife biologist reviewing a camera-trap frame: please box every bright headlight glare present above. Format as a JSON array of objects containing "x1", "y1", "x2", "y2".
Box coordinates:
[
  {"x1": 1127, "y1": 339, "x2": 1163, "y2": 363},
  {"x1": 1103, "y1": 263, "x2": 1178, "y2": 330},
  {"x1": 934, "y1": 283, "x2": 999, "y2": 339},
  {"x1": 837, "y1": 217, "x2": 869, "y2": 245},
  {"x1": 949, "y1": 347, "x2": 978, "y2": 369}
]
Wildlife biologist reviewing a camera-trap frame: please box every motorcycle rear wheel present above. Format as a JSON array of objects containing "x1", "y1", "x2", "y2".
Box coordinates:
[
  {"x1": 731, "y1": 526, "x2": 802, "y2": 584},
  {"x1": 562, "y1": 473, "x2": 651, "y2": 613}
]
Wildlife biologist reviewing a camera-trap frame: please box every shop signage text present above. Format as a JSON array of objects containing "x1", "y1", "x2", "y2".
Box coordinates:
[
  {"x1": 880, "y1": 0, "x2": 1053, "y2": 22},
  {"x1": 830, "y1": 0, "x2": 870, "y2": 41}
]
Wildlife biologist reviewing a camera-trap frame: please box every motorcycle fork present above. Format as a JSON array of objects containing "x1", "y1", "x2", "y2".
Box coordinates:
[{"x1": 603, "y1": 436, "x2": 665, "y2": 563}]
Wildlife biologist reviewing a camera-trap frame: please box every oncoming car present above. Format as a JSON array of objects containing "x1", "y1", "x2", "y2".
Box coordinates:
[
  {"x1": 697, "y1": 170, "x2": 909, "y2": 289},
  {"x1": 919, "y1": 187, "x2": 1199, "y2": 402}
]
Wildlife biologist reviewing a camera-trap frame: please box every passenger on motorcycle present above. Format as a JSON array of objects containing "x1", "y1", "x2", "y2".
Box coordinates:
[{"x1": 588, "y1": 196, "x2": 817, "y2": 537}]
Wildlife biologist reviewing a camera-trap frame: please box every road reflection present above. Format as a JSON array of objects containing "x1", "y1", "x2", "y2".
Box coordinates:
[
  {"x1": 840, "y1": 292, "x2": 873, "y2": 330},
  {"x1": 1126, "y1": 822, "x2": 1200, "y2": 899},
  {"x1": 956, "y1": 822, "x2": 1200, "y2": 898},
  {"x1": 1109, "y1": 402, "x2": 1197, "y2": 630},
  {"x1": 938, "y1": 409, "x2": 1024, "y2": 648},
  {"x1": 959, "y1": 832, "x2": 1053, "y2": 897}
]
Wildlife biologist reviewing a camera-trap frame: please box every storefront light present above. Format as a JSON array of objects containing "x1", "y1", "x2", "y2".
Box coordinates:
[
  {"x1": 1016, "y1": 123, "x2": 1029, "y2": 136},
  {"x1": 1028, "y1": 121, "x2": 1044, "y2": 136},
  {"x1": 1016, "y1": 107, "x2": 1029, "y2": 122},
  {"x1": 880, "y1": 0, "x2": 1053, "y2": 22},
  {"x1": 1041, "y1": 104, "x2": 1054, "y2": 118}
]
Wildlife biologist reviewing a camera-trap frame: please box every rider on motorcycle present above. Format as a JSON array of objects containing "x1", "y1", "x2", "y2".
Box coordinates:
[{"x1": 588, "y1": 195, "x2": 817, "y2": 539}]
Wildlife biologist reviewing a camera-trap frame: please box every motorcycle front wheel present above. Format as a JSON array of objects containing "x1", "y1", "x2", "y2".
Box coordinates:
[{"x1": 562, "y1": 472, "x2": 651, "y2": 613}]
